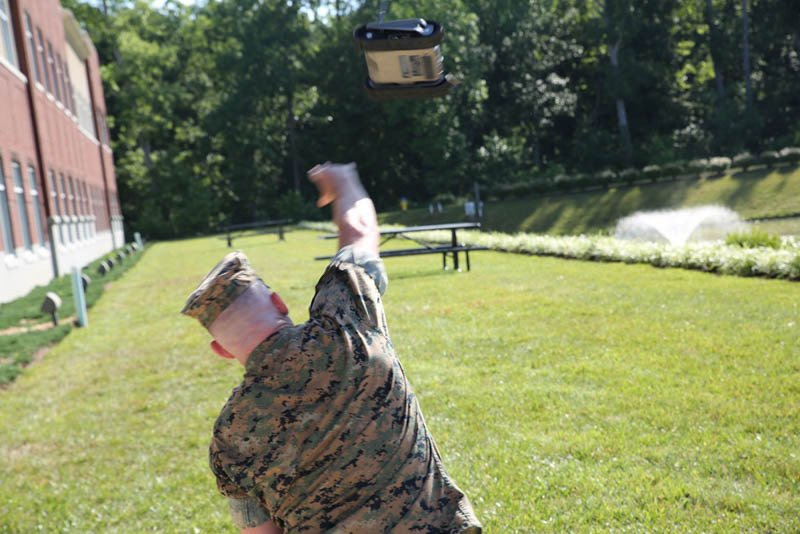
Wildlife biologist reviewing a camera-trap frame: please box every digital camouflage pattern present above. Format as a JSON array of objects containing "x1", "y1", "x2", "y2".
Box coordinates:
[
  {"x1": 208, "y1": 251, "x2": 482, "y2": 533},
  {"x1": 181, "y1": 251, "x2": 264, "y2": 329}
]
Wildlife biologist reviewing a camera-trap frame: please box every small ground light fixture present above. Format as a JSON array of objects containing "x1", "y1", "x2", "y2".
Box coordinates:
[{"x1": 41, "y1": 292, "x2": 62, "y2": 326}]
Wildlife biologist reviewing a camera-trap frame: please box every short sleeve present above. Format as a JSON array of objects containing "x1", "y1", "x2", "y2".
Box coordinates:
[
  {"x1": 227, "y1": 497, "x2": 272, "y2": 529},
  {"x1": 309, "y1": 245, "x2": 388, "y2": 332}
]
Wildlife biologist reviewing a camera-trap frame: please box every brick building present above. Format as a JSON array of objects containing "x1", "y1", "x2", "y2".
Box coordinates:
[{"x1": 0, "y1": 0, "x2": 122, "y2": 303}]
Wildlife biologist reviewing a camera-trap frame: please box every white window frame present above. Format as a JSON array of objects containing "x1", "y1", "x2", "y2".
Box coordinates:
[
  {"x1": 24, "y1": 12, "x2": 41, "y2": 86},
  {"x1": 46, "y1": 40, "x2": 60, "y2": 103},
  {"x1": 27, "y1": 165, "x2": 45, "y2": 245},
  {"x1": 11, "y1": 161, "x2": 32, "y2": 251},
  {"x1": 0, "y1": 159, "x2": 15, "y2": 254},
  {"x1": 49, "y1": 170, "x2": 63, "y2": 244},
  {"x1": 0, "y1": 0, "x2": 19, "y2": 70},
  {"x1": 60, "y1": 173, "x2": 72, "y2": 242},
  {"x1": 36, "y1": 27, "x2": 50, "y2": 94}
]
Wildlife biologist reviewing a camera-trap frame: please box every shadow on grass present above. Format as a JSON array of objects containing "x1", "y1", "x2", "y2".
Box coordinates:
[{"x1": 388, "y1": 267, "x2": 461, "y2": 281}]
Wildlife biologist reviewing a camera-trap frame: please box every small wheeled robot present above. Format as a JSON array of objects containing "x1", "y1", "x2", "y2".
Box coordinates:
[{"x1": 353, "y1": 17, "x2": 457, "y2": 100}]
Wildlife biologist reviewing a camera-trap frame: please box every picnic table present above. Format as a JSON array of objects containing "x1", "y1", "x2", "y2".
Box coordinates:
[
  {"x1": 221, "y1": 219, "x2": 291, "y2": 248},
  {"x1": 315, "y1": 222, "x2": 488, "y2": 271}
]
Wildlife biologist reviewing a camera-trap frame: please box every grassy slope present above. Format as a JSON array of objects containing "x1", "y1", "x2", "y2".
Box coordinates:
[
  {"x1": 380, "y1": 166, "x2": 800, "y2": 235},
  {"x1": 1, "y1": 231, "x2": 799, "y2": 533}
]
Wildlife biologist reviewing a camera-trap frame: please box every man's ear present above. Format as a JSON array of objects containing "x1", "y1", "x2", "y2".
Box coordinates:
[
  {"x1": 210, "y1": 340, "x2": 236, "y2": 359},
  {"x1": 270, "y1": 292, "x2": 289, "y2": 315}
]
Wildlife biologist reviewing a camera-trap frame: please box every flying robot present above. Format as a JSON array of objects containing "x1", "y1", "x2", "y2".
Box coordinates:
[{"x1": 353, "y1": 1, "x2": 457, "y2": 100}]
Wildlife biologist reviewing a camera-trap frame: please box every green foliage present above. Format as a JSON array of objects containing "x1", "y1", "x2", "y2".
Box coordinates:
[
  {"x1": 619, "y1": 168, "x2": 641, "y2": 184},
  {"x1": 733, "y1": 152, "x2": 757, "y2": 170},
  {"x1": 725, "y1": 228, "x2": 782, "y2": 250},
  {"x1": 272, "y1": 191, "x2": 322, "y2": 221},
  {"x1": 760, "y1": 150, "x2": 780, "y2": 169},
  {"x1": 779, "y1": 147, "x2": 800, "y2": 165},
  {"x1": 642, "y1": 164, "x2": 662, "y2": 180},
  {"x1": 381, "y1": 166, "x2": 800, "y2": 238},
  {"x1": 66, "y1": 0, "x2": 800, "y2": 240}
]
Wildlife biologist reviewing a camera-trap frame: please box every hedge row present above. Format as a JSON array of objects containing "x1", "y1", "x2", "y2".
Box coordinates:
[
  {"x1": 487, "y1": 147, "x2": 800, "y2": 200},
  {"x1": 299, "y1": 222, "x2": 800, "y2": 281}
]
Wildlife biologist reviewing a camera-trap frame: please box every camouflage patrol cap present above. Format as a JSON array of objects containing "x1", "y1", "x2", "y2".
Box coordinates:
[{"x1": 181, "y1": 251, "x2": 265, "y2": 329}]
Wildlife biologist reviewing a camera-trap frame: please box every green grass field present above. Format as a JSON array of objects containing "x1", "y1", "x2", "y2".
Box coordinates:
[
  {"x1": 381, "y1": 166, "x2": 800, "y2": 236},
  {"x1": 1, "y1": 231, "x2": 799, "y2": 533}
]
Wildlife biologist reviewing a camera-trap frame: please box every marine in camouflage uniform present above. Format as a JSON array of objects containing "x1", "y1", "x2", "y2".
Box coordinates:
[{"x1": 182, "y1": 163, "x2": 481, "y2": 534}]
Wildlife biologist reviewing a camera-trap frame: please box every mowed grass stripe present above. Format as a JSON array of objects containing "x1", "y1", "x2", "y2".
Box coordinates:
[{"x1": 1, "y1": 230, "x2": 798, "y2": 533}]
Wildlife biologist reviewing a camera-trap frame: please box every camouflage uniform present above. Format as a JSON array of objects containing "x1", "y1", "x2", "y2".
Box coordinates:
[{"x1": 183, "y1": 248, "x2": 481, "y2": 533}]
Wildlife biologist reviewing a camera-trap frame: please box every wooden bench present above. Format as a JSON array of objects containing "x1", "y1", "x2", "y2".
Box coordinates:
[
  {"x1": 221, "y1": 219, "x2": 292, "y2": 248},
  {"x1": 315, "y1": 222, "x2": 488, "y2": 271}
]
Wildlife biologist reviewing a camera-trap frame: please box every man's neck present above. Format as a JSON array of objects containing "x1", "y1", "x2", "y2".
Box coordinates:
[{"x1": 232, "y1": 318, "x2": 293, "y2": 366}]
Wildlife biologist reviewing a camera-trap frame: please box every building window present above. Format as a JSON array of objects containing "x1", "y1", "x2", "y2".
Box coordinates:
[
  {"x1": 11, "y1": 162, "x2": 32, "y2": 251},
  {"x1": 0, "y1": 0, "x2": 19, "y2": 69},
  {"x1": 47, "y1": 41, "x2": 60, "y2": 103},
  {"x1": 66, "y1": 43, "x2": 96, "y2": 138},
  {"x1": 81, "y1": 181, "x2": 90, "y2": 215},
  {"x1": 36, "y1": 28, "x2": 50, "y2": 93},
  {"x1": 24, "y1": 13, "x2": 41, "y2": 85},
  {"x1": 60, "y1": 173, "x2": 72, "y2": 242},
  {"x1": 49, "y1": 170, "x2": 63, "y2": 244},
  {"x1": 27, "y1": 165, "x2": 45, "y2": 245},
  {"x1": 64, "y1": 61, "x2": 75, "y2": 114},
  {"x1": 68, "y1": 175, "x2": 82, "y2": 240},
  {"x1": 56, "y1": 53, "x2": 68, "y2": 108},
  {"x1": 0, "y1": 159, "x2": 15, "y2": 253}
]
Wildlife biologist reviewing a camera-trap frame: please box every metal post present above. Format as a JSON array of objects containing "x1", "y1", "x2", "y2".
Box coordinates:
[
  {"x1": 71, "y1": 266, "x2": 88, "y2": 327},
  {"x1": 279, "y1": 224, "x2": 285, "y2": 241},
  {"x1": 473, "y1": 181, "x2": 481, "y2": 219},
  {"x1": 451, "y1": 229, "x2": 459, "y2": 271}
]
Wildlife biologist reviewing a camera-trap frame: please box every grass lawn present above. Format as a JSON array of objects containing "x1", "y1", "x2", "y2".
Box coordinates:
[
  {"x1": 381, "y1": 165, "x2": 800, "y2": 236},
  {"x1": 1, "y1": 230, "x2": 798, "y2": 533},
  {"x1": 0, "y1": 247, "x2": 143, "y2": 384}
]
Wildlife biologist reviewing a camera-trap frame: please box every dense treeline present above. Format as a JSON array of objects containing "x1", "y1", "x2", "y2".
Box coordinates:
[{"x1": 65, "y1": 0, "x2": 800, "y2": 238}]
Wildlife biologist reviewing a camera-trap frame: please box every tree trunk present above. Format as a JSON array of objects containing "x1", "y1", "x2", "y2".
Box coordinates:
[
  {"x1": 140, "y1": 137, "x2": 153, "y2": 169},
  {"x1": 533, "y1": 137, "x2": 542, "y2": 169},
  {"x1": 286, "y1": 90, "x2": 300, "y2": 193},
  {"x1": 741, "y1": 0, "x2": 753, "y2": 110},
  {"x1": 609, "y1": 40, "x2": 633, "y2": 167},
  {"x1": 705, "y1": 0, "x2": 726, "y2": 102}
]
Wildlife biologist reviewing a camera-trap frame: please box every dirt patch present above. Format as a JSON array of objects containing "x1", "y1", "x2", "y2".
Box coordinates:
[
  {"x1": 0, "y1": 317, "x2": 76, "y2": 337},
  {"x1": 0, "y1": 346, "x2": 53, "y2": 391}
]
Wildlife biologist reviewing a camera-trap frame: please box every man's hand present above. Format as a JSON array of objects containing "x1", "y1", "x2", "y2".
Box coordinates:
[
  {"x1": 308, "y1": 162, "x2": 379, "y2": 256},
  {"x1": 307, "y1": 162, "x2": 364, "y2": 207}
]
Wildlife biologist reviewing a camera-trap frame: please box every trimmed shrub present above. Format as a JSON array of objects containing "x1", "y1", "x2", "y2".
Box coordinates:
[
  {"x1": 433, "y1": 192, "x2": 456, "y2": 205},
  {"x1": 760, "y1": 150, "x2": 780, "y2": 169},
  {"x1": 642, "y1": 164, "x2": 663, "y2": 181},
  {"x1": 662, "y1": 161, "x2": 686, "y2": 178},
  {"x1": 733, "y1": 152, "x2": 757, "y2": 171},
  {"x1": 594, "y1": 169, "x2": 617, "y2": 188},
  {"x1": 725, "y1": 228, "x2": 782, "y2": 250},
  {"x1": 553, "y1": 174, "x2": 573, "y2": 191},
  {"x1": 688, "y1": 158, "x2": 709, "y2": 174},
  {"x1": 620, "y1": 168, "x2": 641, "y2": 185},
  {"x1": 708, "y1": 156, "x2": 732, "y2": 174},
  {"x1": 573, "y1": 173, "x2": 593, "y2": 188},
  {"x1": 779, "y1": 147, "x2": 800, "y2": 165}
]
